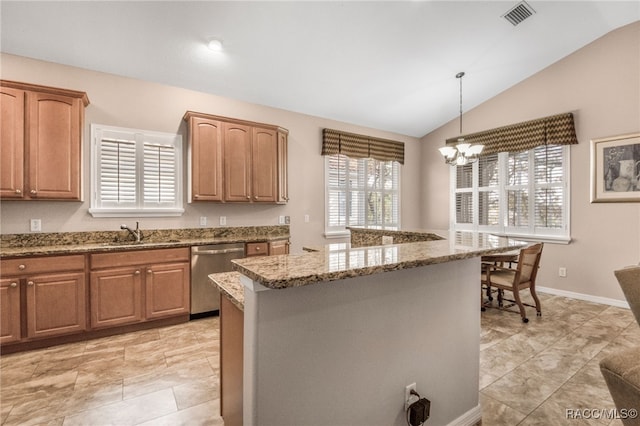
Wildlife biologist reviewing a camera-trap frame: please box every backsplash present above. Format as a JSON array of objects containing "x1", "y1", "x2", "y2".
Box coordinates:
[{"x1": 1, "y1": 226, "x2": 290, "y2": 248}]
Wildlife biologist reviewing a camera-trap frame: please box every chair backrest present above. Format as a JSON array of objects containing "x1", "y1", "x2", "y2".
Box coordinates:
[
  {"x1": 614, "y1": 266, "x2": 640, "y2": 327},
  {"x1": 517, "y1": 243, "x2": 544, "y2": 284}
]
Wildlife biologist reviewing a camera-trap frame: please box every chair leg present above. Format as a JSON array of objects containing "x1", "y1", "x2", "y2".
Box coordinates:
[
  {"x1": 512, "y1": 287, "x2": 528, "y2": 323},
  {"x1": 530, "y1": 287, "x2": 542, "y2": 316}
]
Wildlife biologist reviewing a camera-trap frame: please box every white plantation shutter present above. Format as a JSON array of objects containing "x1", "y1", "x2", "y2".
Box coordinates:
[
  {"x1": 325, "y1": 154, "x2": 400, "y2": 235},
  {"x1": 451, "y1": 145, "x2": 569, "y2": 241},
  {"x1": 90, "y1": 125, "x2": 183, "y2": 217}
]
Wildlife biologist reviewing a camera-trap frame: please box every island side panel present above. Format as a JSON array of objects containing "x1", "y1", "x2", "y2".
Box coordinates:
[{"x1": 243, "y1": 258, "x2": 481, "y2": 426}]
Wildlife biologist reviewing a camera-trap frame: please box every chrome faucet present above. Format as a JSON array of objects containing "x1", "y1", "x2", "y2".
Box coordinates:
[{"x1": 120, "y1": 222, "x2": 143, "y2": 243}]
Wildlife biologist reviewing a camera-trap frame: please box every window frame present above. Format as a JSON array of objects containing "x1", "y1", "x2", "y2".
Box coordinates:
[
  {"x1": 449, "y1": 145, "x2": 571, "y2": 243},
  {"x1": 325, "y1": 154, "x2": 401, "y2": 238},
  {"x1": 89, "y1": 124, "x2": 184, "y2": 218}
]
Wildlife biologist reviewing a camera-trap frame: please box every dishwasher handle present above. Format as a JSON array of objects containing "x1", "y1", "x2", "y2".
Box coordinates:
[{"x1": 193, "y1": 247, "x2": 245, "y2": 255}]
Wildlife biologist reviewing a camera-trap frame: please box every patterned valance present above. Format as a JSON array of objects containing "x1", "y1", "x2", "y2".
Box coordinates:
[
  {"x1": 322, "y1": 129, "x2": 405, "y2": 164},
  {"x1": 446, "y1": 112, "x2": 578, "y2": 156}
]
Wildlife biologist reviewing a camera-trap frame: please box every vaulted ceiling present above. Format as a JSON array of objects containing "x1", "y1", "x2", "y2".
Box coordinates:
[{"x1": 2, "y1": 1, "x2": 638, "y2": 137}]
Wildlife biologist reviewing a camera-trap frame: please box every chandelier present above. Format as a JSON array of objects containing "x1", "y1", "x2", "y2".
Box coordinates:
[{"x1": 439, "y1": 72, "x2": 484, "y2": 166}]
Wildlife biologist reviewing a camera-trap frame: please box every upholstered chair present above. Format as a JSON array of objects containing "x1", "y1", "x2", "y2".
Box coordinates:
[{"x1": 599, "y1": 266, "x2": 640, "y2": 425}]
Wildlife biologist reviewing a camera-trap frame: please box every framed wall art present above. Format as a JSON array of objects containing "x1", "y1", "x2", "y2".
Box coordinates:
[{"x1": 591, "y1": 133, "x2": 640, "y2": 202}]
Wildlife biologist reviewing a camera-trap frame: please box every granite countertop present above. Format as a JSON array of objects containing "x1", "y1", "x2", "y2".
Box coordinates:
[
  {"x1": 209, "y1": 271, "x2": 244, "y2": 311},
  {"x1": 0, "y1": 226, "x2": 289, "y2": 258},
  {"x1": 233, "y1": 231, "x2": 527, "y2": 290}
]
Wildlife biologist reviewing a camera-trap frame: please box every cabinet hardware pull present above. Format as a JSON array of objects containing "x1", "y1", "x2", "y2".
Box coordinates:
[
  {"x1": 195, "y1": 194, "x2": 199, "y2": 198},
  {"x1": 10, "y1": 282, "x2": 17, "y2": 288},
  {"x1": 147, "y1": 269, "x2": 152, "y2": 273},
  {"x1": 135, "y1": 270, "x2": 141, "y2": 275},
  {"x1": 18, "y1": 264, "x2": 26, "y2": 270},
  {"x1": 15, "y1": 189, "x2": 22, "y2": 194},
  {"x1": 30, "y1": 189, "x2": 37, "y2": 195},
  {"x1": 27, "y1": 281, "x2": 34, "y2": 286},
  {"x1": 246, "y1": 196, "x2": 250, "y2": 199}
]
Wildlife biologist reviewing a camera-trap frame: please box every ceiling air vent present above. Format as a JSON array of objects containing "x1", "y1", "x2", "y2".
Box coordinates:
[{"x1": 502, "y1": 1, "x2": 536, "y2": 26}]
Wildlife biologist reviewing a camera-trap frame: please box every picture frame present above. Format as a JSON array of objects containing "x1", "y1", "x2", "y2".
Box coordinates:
[{"x1": 591, "y1": 133, "x2": 640, "y2": 203}]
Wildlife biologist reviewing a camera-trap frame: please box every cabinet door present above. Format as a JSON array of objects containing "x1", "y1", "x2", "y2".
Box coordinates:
[
  {"x1": 90, "y1": 267, "x2": 143, "y2": 329},
  {"x1": 277, "y1": 131, "x2": 289, "y2": 203},
  {"x1": 25, "y1": 271, "x2": 86, "y2": 339},
  {"x1": 0, "y1": 278, "x2": 21, "y2": 344},
  {"x1": 145, "y1": 262, "x2": 190, "y2": 320},
  {"x1": 224, "y1": 123, "x2": 252, "y2": 202},
  {"x1": 190, "y1": 117, "x2": 223, "y2": 201},
  {"x1": 268, "y1": 239, "x2": 290, "y2": 255},
  {"x1": 252, "y1": 127, "x2": 277, "y2": 202},
  {"x1": 26, "y1": 91, "x2": 81, "y2": 200},
  {"x1": 0, "y1": 87, "x2": 25, "y2": 199}
]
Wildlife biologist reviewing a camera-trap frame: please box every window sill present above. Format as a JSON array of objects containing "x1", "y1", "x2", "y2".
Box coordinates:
[
  {"x1": 89, "y1": 208, "x2": 185, "y2": 218},
  {"x1": 489, "y1": 232, "x2": 572, "y2": 245}
]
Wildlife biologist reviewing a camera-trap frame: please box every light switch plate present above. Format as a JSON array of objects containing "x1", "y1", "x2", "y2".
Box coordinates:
[{"x1": 219, "y1": 216, "x2": 227, "y2": 226}]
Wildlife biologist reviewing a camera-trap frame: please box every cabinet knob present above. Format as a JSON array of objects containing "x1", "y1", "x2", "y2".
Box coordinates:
[
  {"x1": 30, "y1": 189, "x2": 37, "y2": 195},
  {"x1": 194, "y1": 194, "x2": 199, "y2": 198},
  {"x1": 18, "y1": 264, "x2": 26, "y2": 270},
  {"x1": 15, "y1": 189, "x2": 22, "y2": 194},
  {"x1": 147, "y1": 269, "x2": 152, "y2": 274},
  {"x1": 27, "y1": 281, "x2": 34, "y2": 286},
  {"x1": 255, "y1": 246, "x2": 261, "y2": 251},
  {"x1": 246, "y1": 196, "x2": 251, "y2": 200},
  {"x1": 135, "y1": 270, "x2": 141, "y2": 275},
  {"x1": 10, "y1": 282, "x2": 17, "y2": 288}
]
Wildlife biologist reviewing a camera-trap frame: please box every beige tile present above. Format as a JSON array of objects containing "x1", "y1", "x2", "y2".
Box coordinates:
[
  {"x1": 482, "y1": 368, "x2": 563, "y2": 415},
  {"x1": 135, "y1": 399, "x2": 224, "y2": 426},
  {"x1": 479, "y1": 392, "x2": 528, "y2": 425},
  {"x1": 62, "y1": 388, "x2": 177, "y2": 426},
  {"x1": 1, "y1": 370, "x2": 78, "y2": 407},
  {"x1": 172, "y1": 374, "x2": 219, "y2": 410}
]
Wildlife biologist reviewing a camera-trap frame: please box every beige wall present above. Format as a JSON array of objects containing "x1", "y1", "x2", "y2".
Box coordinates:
[
  {"x1": 0, "y1": 53, "x2": 422, "y2": 253},
  {"x1": 421, "y1": 21, "x2": 640, "y2": 302}
]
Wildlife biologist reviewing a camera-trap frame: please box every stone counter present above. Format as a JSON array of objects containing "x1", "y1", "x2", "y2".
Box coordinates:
[
  {"x1": 347, "y1": 226, "x2": 445, "y2": 247},
  {"x1": 209, "y1": 271, "x2": 244, "y2": 311},
  {"x1": 233, "y1": 231, "x2": 525, "y2": 289},
  {"x1": 0, "y1": 226, "x2": 289, "y2": 258}
]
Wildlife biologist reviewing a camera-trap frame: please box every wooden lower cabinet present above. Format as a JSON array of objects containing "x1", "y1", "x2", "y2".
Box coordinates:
[
  {"x1": 0, "y1": 278, "x2": 21, "y2": 344},
  {"x1": 268, "y1": 239, "x2": 290, "y2": 255},
  {"x1": 90, "y1": 266, "x2": 143, "y2": 328},
  {"x1": 89, "y1": 248, "x2": 190, "y2": 330},
  {"x1": 0, "y1": 255, "x2": 87, "y2": 345},
  {"x1": 220, "y1": 295, "x2": 244, "y2": 426}
]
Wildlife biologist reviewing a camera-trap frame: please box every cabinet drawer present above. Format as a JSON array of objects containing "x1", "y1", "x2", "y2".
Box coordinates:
[
  {"x1": 245, "y1": 242, "x2": 268, "y2": 257},
  {"x1": 1, "y1": 255, "x2": 85, "y2": 276},
  {"x1": 90, "y1": 247, "x2": 189, "y2": 270}
]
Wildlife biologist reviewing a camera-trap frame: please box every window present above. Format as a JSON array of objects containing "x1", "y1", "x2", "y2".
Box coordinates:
[
  {"x1": 451, "y1": 145, "x2": 570, "y2": 242},
  {"x1": 325, "y1": 154, "x2": 400, "y2": 236},
  {"x1": 90, "y1": 124, "x2": 183, "y2": 217}
]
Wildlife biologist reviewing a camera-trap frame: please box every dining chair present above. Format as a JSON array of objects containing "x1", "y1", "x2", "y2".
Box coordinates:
[
  {"x1": 481, "y1": 243, "x2": 544, "y2": 323},
  {"x1": 599, "y1": 265, "x2": 640, "y2": 423}
]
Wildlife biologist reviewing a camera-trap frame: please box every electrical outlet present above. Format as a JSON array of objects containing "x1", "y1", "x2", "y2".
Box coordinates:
[
  {"x1": 559, "y1": 267, "x2": 567, "y2": 277},
  {"x1": 30, "y1": 219, "x2": 41, "y2": 232},
  {"x1": 279, "y1": 215, "x2": 285, "y2": 225},
  {"x1": 304, "y1": 214, "x2": 310, "y2": 223},
  {"x1": 285, "y1": 215, "x2": 290, "y2": 224},
  {"x1": 405, "y1": 382, "x2": 417, "y2": 411},
  {"x1": 199, "y1": 216, "x2": 207, "y2": 227},
  {"x1": 219, "y1": 216, "x2": 227, "y2": 226}
]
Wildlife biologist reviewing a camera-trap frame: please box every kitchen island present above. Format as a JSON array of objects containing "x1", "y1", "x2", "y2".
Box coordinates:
[{"x1": 213, "y1": 232, "x2": 526, "y2": 426}]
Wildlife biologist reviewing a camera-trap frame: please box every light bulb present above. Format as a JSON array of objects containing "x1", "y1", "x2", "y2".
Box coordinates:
[{"x1": 208, "y1": 39, "x2": 223, "y2": 51}]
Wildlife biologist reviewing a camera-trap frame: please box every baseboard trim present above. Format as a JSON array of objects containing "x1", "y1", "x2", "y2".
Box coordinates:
[
  {"x1": 448, "y1": 404, "x2": 482, "y2": 426},
  {"x1": 537, "y1": 286, "x2": 629, "y2": 309}
]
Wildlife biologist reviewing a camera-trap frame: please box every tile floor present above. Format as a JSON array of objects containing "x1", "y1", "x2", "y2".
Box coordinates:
[{"x1": 0, "y1": 292, "x2": 638, "y2": 425}]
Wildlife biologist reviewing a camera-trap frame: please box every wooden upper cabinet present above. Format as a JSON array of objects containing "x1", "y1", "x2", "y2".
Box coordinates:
[
  {"x1": 277, "y1": 131, "x2": 289, "y2": 203},
  {"x1": 252, "y1": 127, "x2": 277, "y2": 202},
  {"x1": 0, "y1": 80, "x2": 89, "y2": 201},
  {"x1": 189, "y1": 116, "x2": 223, "y2": 201},
  {"x1": 184, "y1": 111, "x2": 289, "y2": 203},
  {"x1": 0, "y1": 87, "x2": 25, "y2": 199},
  {"x1": 224, "y1": 123, "x2": 252, "y2": 202}
]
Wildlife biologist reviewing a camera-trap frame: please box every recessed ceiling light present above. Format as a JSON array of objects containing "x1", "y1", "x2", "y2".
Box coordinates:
[{"x1": 208, "y1": 39, "x2": 223, "y2": 51}]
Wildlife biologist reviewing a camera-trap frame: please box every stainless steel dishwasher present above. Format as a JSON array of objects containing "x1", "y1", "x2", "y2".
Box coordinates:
[{"x1": 190, "y1": 243, "x2": 245, "y2": 318}]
